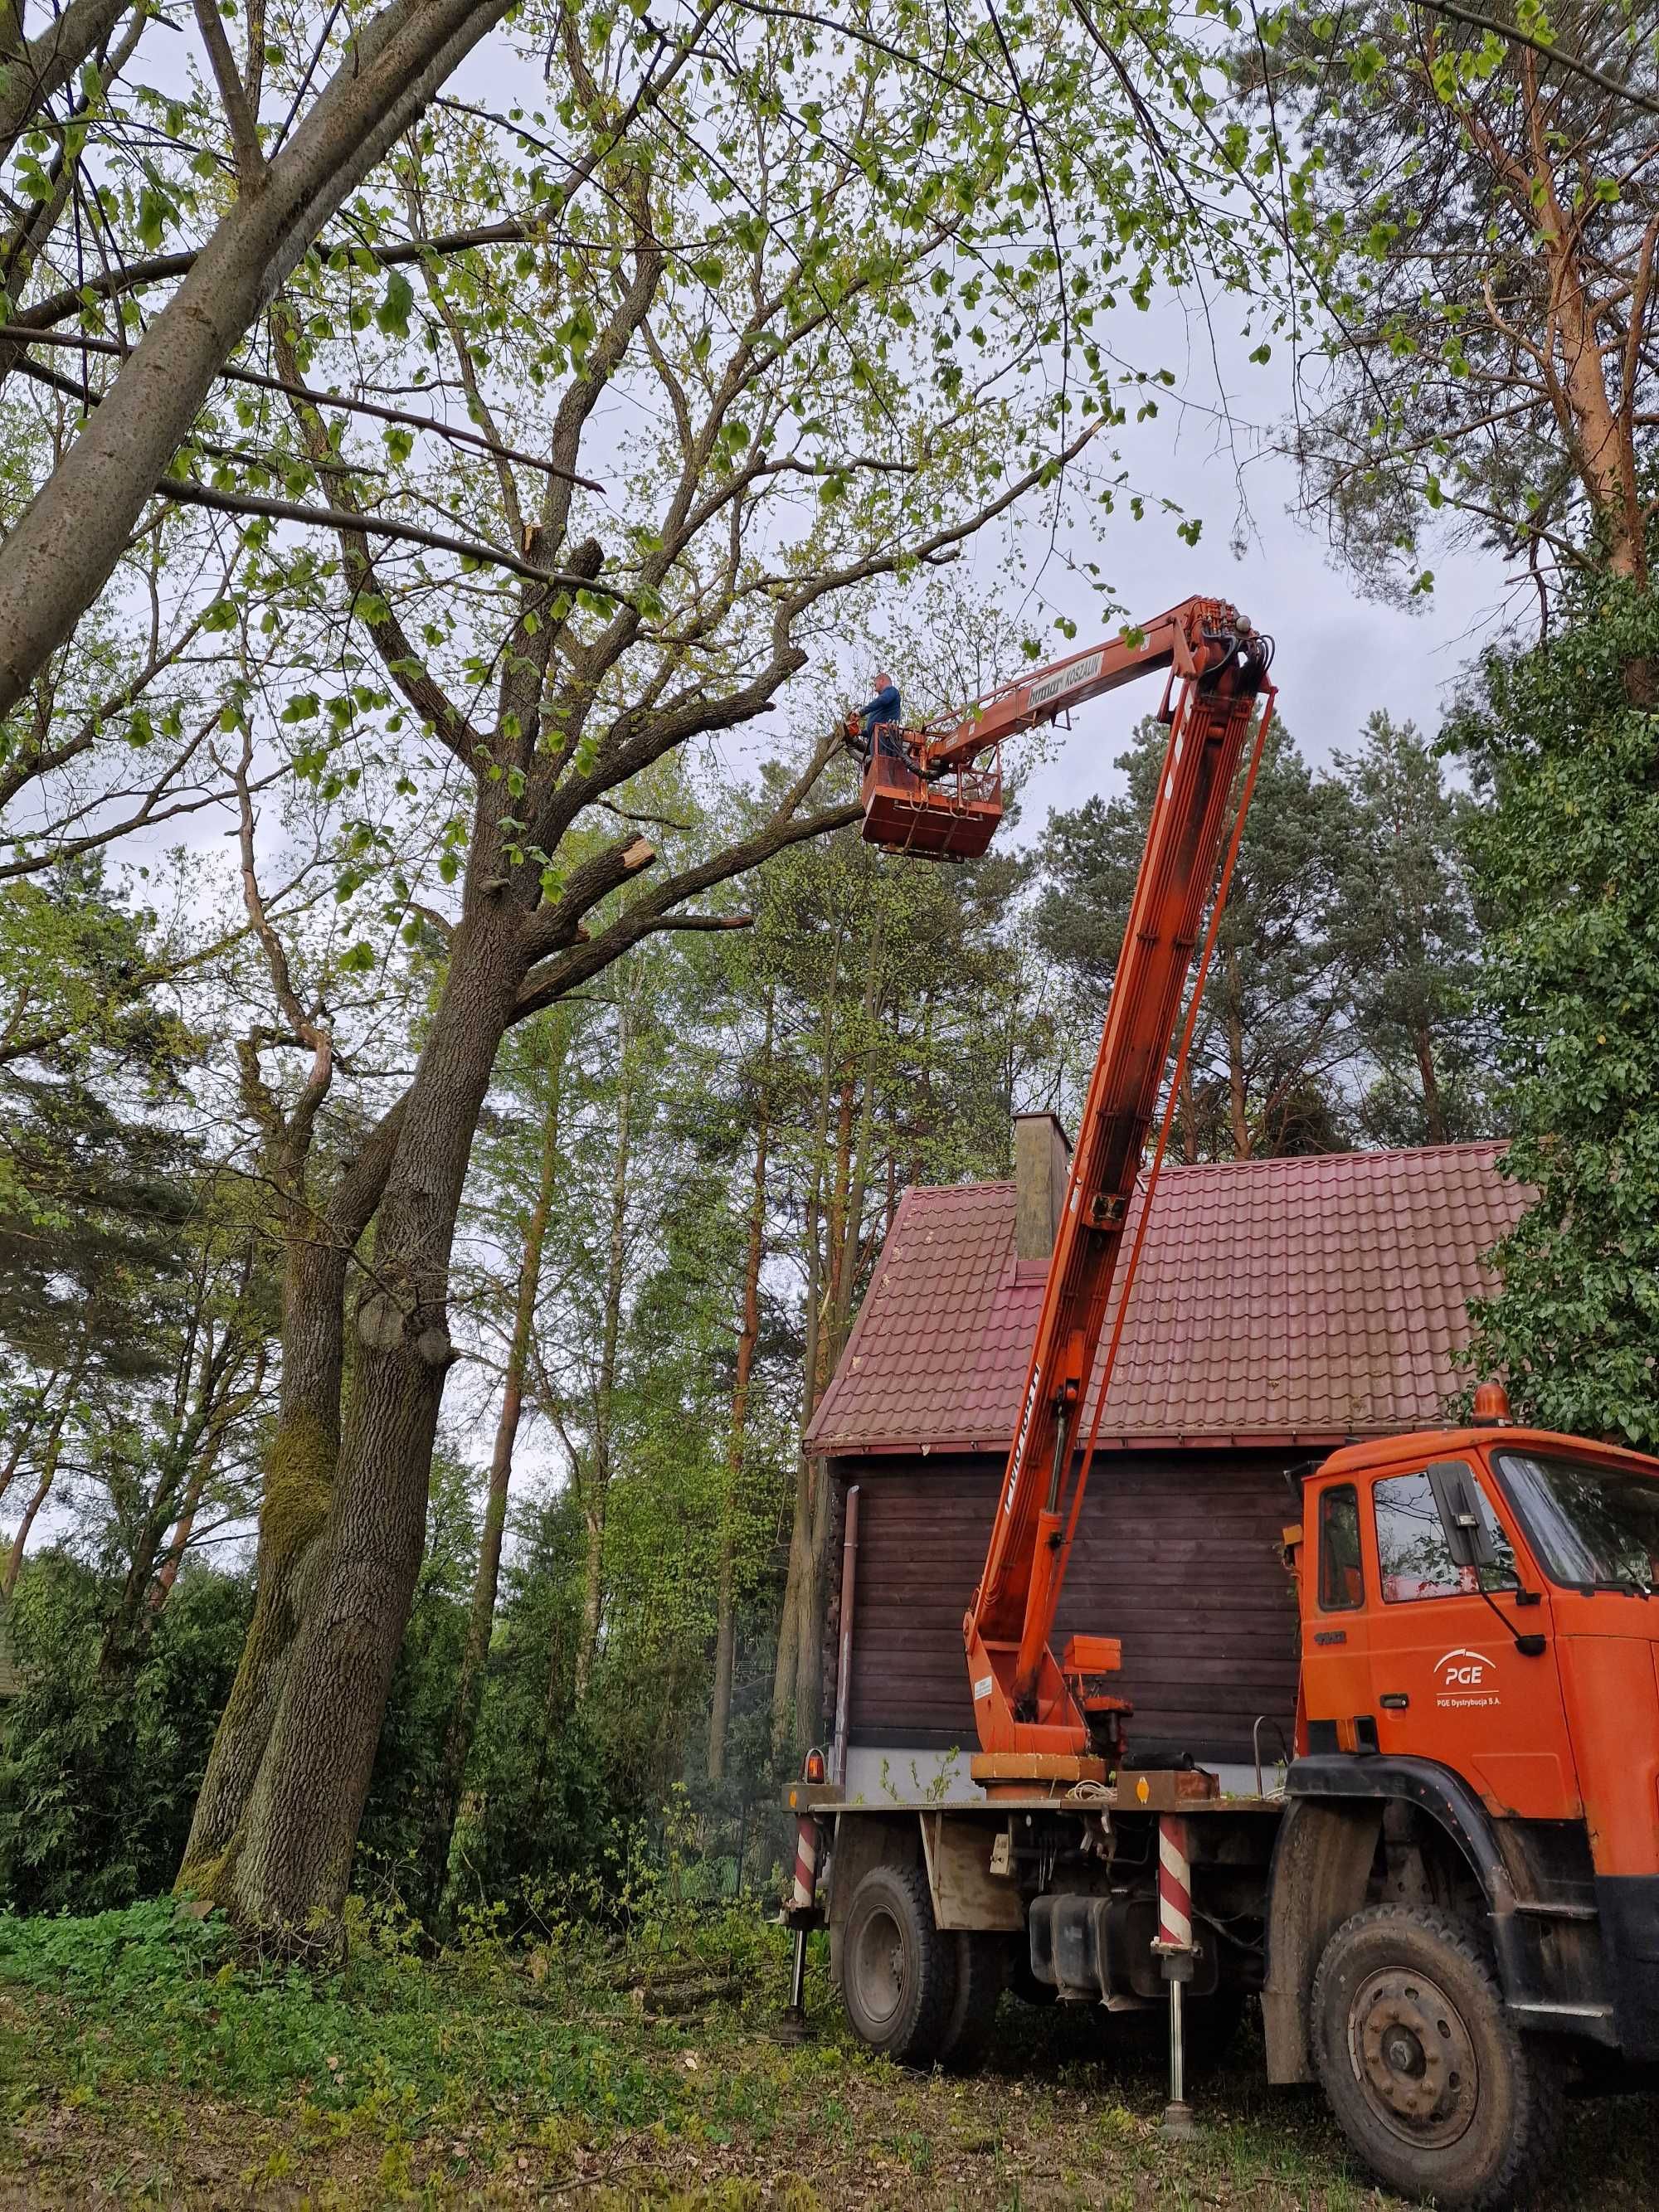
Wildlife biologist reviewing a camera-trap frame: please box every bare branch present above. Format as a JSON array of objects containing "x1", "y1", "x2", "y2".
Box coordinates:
[
  {"x1": 9, "y1": 218, "x2": 554, "y2": 337},
  {"x1": 0, "y1": 711, "x2": 276, "y2": 881},
  {"x1": 154, "y1": 475, "x2": 632, "y2": 596},
  {"x1": 0, "y1": 321, "x2": 606, "y2": 491},
  {"x1": 193, "y1": 0, "x2": 266, "y2": 187}
]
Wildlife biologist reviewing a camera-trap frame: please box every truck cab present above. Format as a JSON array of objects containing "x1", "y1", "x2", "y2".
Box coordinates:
[{"x1": 1279, "y1": 1414, "x2": 1659, "y2": 2193}]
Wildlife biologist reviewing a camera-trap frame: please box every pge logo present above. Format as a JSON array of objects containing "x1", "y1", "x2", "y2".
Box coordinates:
[{"x1": 1434, "y1": 1647, "x2": 1500, "y2": 1707}]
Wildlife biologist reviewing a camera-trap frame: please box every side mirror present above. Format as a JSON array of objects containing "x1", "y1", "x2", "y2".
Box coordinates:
[{"x1": 1428, "y1": 1461, "x2": 1497, "y2": 1571}]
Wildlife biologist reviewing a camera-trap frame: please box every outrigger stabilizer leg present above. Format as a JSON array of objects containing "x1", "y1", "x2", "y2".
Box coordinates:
[
  {"x1": 778, "y1": 1758, "x2": 826, "y2": 2043},
  {"x1": 1153, "y1": 1814, "x2": 1198, "y2": 2140}
]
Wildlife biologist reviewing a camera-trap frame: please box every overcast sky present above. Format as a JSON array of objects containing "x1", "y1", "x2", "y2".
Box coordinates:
[{"x1": 949, "y1": 294, "x2": 1521, "y2": 837}]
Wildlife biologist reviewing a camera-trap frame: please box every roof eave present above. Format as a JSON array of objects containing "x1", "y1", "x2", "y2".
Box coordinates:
[{"x1": 819, "y1": 1426, "x2": 1376, "y2": 1461}]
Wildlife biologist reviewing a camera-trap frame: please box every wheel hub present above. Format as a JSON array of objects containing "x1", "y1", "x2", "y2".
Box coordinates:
[
  {"x1": 1348, "y1": 1968, "x2": 1478, "y2": 2149},
  {"x1": 852, "y1": 1904, "x2": 907, "y2": 2027}
]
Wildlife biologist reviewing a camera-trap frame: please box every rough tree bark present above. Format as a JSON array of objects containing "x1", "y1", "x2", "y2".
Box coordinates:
[
  {"x1": 0, "y1": 0, "x2": 134, "y2": 162},
  {"x1": 423, "y1": 1009, "x2": 570, "y2": 1911},
  {"x1": 207, "y1": 887, "x2": 527, "y2": 1934},
  {"x1": 163, "y1": 27, "x2": 1065, "y2": 1924},
  {"x1": 1512, "y1": 51, "x2": 1648, "y2": 590},
  {"x1": 181, "y1": 772, "x2": 854, "y2": 1932},
  {"x1": 178, "y1": 1101, "x2": 405, "y2": 1895}
]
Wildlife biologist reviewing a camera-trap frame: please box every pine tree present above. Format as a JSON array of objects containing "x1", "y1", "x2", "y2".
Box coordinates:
[
  {"x1": 1329, "y1": 713, "x2": 1491, "y2": 1149},
  {"x1": 1034, "y1": 716, "x2": 1355, "y2": 1158}
]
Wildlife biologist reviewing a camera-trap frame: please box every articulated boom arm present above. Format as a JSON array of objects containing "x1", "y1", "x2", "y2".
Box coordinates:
[
  {"x1": 964, "y1": 596, "x2": 1275, "y2": 1764},
  {"x1": 921, "y1": 601, "x2": 1233, "y2": 776}
]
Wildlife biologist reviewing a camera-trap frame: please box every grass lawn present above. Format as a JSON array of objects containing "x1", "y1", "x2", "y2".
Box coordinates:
[{"x1": 1, "y1": 1899, "x2": 1654, "y2": 2208}]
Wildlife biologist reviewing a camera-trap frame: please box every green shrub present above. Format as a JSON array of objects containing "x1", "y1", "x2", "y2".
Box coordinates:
[
  {"x1": 0, "y1": 1555, "x2": 251, "y2": 1913},
  {"x1": 0, "y1": 1893, "x2": 231, "y2": 1993}
]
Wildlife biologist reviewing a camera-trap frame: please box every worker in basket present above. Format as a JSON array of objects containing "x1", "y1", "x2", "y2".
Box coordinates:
[{"x1": 847, "y1": 672, "x2": 909, "y2": 766}]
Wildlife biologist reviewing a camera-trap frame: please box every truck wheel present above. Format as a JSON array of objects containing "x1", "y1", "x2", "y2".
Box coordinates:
[
  {"x1": 938, "y1": 1932, "x2": 1005, "y2": 2073},
  {"x1": 1311, "y1": 1905, "x2": 1563, "y2": 2210},
  {"x1": 842, "y1": 1864, "x2": 956, "y2": 2066}
]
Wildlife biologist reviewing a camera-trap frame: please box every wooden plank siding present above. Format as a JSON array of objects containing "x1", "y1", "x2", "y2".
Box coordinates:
[{"x1": 833, "y1": 1449, "x2": 1301, "y2": 1766}]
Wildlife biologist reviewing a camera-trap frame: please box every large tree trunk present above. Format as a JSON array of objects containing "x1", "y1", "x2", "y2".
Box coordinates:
[
  {"x1": 179, "y1": 1089, "x2": 406, "y2": 1895},
  {"x1": 179, "y1": 1246, "x2": 351, "y2": 1893},
  {"x1": 181, "y1": 897, "x2": 520, "y2": 1939},
  {"x1": 0, "y1": 0, "x2": 136, "y2": 165},
  {"x1": 424, "y1": 1011, "x2": 568, "y2": 1909},
  {"x1": 1517, "y1": 54, "x2": 1646, "y2": 591},
  {"x1": 709, "y1": 992, "x2": 773, "y2": 1784}
]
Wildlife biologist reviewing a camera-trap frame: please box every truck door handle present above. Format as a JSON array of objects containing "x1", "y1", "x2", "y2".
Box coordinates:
[{"x1": 1379, "y1": 1694, "x2": 1408, "y2": 1711}]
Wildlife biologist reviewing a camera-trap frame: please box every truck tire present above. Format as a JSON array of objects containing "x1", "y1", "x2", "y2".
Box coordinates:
[
  {"x1": 842, "y1": 1864, "x2": 956, "y2": 2066},
  {"x1": 938, "y1": 1932, "x2": 1005, "y2": 2073},
  {"x1": 1311, "y1": 1904, "x2": 1563, "y2": 2210}
]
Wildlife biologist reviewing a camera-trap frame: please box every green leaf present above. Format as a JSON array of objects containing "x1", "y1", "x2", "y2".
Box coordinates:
[{"x1": 377, "y1": 271, "x2": 416, "y2": 342}]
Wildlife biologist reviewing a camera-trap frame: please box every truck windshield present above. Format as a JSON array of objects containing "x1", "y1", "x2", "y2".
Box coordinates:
[{"x1": 1496, "y1": 1451, "x2": 1659, "y2": 1596}]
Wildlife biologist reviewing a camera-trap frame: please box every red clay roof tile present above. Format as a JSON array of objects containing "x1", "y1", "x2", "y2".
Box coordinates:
[{"x1": 804, "y1": 1142, "x2": 1529, "y2": 1456}]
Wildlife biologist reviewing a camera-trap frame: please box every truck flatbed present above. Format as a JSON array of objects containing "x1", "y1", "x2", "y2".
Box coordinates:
[{"x1": 786, "y1": 1782, "x2": 1287, "y2": 1819}]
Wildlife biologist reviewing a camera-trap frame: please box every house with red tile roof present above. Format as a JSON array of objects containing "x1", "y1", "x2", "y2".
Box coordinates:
[{"x1": 804, "y1": 1121, "x2": 1528, "y2": 1799}]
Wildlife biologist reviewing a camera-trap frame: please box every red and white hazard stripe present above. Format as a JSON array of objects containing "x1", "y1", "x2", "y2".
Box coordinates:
[
  {"x1": 791, "y1": 1816, "x2": 820, "y2": 1912},
  {"x1": 1156, "y1": 1815, "x2": 1192, "y2": 1952}
]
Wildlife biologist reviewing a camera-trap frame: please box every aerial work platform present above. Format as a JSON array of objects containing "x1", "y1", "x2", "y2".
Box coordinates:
[{"x1": 859, "y1": 741, "x2": 1002, "y2": 859}]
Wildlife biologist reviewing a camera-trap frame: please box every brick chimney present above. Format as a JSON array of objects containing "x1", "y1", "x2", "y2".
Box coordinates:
[{"x1": 1013, "y1": 1111, "x2": 1071, "y2": 1262}]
